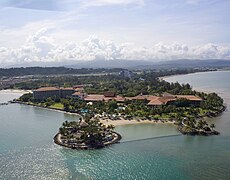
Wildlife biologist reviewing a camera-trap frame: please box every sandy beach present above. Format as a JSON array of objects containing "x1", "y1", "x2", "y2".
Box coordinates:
[
  {"x1": 12, "y1": 99, "x2": 175, "y2": 127},
  {"x1": 0, "y1": 89, "x2": 32, "y2": 94},
  {"x1": 100, "y1": 118, "x2": 175, "y2": 126}
]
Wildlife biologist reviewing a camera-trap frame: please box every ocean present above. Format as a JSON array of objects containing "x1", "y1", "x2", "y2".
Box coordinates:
[{"x1": 0, "y1": 71, "x2": 230, "y2": 180}]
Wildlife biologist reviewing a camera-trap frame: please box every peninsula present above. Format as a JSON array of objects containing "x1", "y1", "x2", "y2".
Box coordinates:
[{"x1": 13, "y1": 69, "x2": 226, "y2": 149}]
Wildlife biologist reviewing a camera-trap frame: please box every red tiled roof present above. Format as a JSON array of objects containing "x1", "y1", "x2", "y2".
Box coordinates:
[
  {"x1": 148, "y1": 98, "x2": 164, "y2": 105},
  {"x1": 72, "y1": 92, "x2": 83, "y2": 96},
  {"x1": 175, "y1": 95, "x2": 203, "y2": 101},
  {"x1": 84, "y1": 95, "x2": 105, "y2": 101},
  {"x1": 60, "y1": 87, "x2": 74, "y2": 90},
  {"x1": 162, "y1": 92, "x2": 174, "y2": 97},
  {"x1": 34, "y1": 87, "x2": 59, "y2": 92},
  {"x1": 147, "y1": 95, "x2": 202, "y2": 106},
  {"x1": 104, "y1": 92, "x2": 116, "y2": 97},
  {"x1": 114, "y1": 96, "x2": 126, "y2": 102},
  {"x1": 84, "y1": 94, "x2": 126, "y2": 102},
  {"x1": 148, "y1": 96, "x2": 176, "y2": 106},
  {"x1": 83, "y1": 93, "x2": 203, "y2": 105},
  {"x1": 132, "y1": 95, "x2": 149, "y2": 100},
  {"x1": 147, "y1": 95, "x2": 159, "y2": 101},
  {"x1": 75, "y1": 87, "x2": 84, "y2": 92},
  {"x1": 126, "y1": 95, "x2": 158, "y2": 101}
]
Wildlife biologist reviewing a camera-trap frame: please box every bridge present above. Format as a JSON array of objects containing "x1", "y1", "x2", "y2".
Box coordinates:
[{"x1": 120, "y1": 134, "x2": 182, "y2": 144}]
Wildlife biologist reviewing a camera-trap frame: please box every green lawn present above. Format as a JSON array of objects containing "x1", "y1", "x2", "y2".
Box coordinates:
[{"x1": 50, "y1": 103, "x2": 64, "y2": 110}]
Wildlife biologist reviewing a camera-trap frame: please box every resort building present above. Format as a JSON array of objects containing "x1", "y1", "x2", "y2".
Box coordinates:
[
  {"x1": 33, "y1": 87, "x2": 60, "y2": 100},
  {"x1": 33, "y1": 87, "x2": 76, "y2": 100},
  {"x1": 72, "y1": 91, "x2": 87, "y2": 99},
  {"x1": 33, "y1": 86, "x2": 203, "y2": 106},
  {"x1": 147, "y1": 95, "x2": 203, "y2": 106},
  {"x1": 84, "y1": 93, "x2": 125, "y2": 102},
  {"x1": 83, "y1": 92, "x2": 202, "y2": 106},
  {"x1": 60, "y1": 88, "x2": 75, "y2": 98}
]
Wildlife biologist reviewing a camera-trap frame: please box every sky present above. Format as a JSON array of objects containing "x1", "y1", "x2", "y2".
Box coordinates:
[{"x1": 0, "y1": 0, "x2": 230, "y2": 67}]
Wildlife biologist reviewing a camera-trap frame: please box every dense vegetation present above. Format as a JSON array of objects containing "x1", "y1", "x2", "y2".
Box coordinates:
[
  {"x1": 0, "y1": 67, "x2": 124, "y2": 77},
  {"x1": 17, "y1": 68, "x2": 225, "y2": 136},
  {"x1": 15, "y1": 68, "x2": 206, "y2": 94},
  {"x1": 19, "y1": 91, "x2": 224, "y2": 135},
  {"x1": 56, "y1": 117, "x2": 118, "y2": 149}
]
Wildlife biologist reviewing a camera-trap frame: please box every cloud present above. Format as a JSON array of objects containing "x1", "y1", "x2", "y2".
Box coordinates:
[
  {"x1": 48, "y1": 35, "x2": 125, "y2": 62},
  {"x1": 0, "y1": 0, "x2": 145, "y2": 11},
  {"x1": 186, "y1": 0, "x2": 201, "y2": 5},
  {"x1": 79, "y1": 0, "x2": 145, "y2": 7},
  {"x1": 0, "y1": 0, "x2": 60, "y2": 11},
  {"x1": 0, "y1": 29, "x2": 230, "y2": 67}
]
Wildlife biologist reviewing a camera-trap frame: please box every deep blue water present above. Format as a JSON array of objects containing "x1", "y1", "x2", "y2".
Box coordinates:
[{"x1": 0, "y1": 71, "x2": 230, "y2": 180}]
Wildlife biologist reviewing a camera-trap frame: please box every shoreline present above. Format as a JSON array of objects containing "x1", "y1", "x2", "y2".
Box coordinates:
[
  {"x1": 0, "y1": 89, "x2": 32, "y2": 94},
  {"x1": 12, "y1": 100, "x2": 225, "y2": 129},
  {"x1": 10, "y1": 69, "x2": 227, "y2": 130},
  {"x1": 54, "y1": 131, "x2": 122, "y2": 150},
  {"x1": 158, "y1": 71, "x2": 203, "y2": 81},
  {"x1": 161, "y1": 72, "x2": 218, "y2": 94},
  {"x1": 12, "y1": 101, "x2": 175, "y2": 127},
  {"x1": 99, "y1": 118, "x2": 175, "y2": 126},
  {"x1": 161, "y1": 69, "x2": 230, "y2": 81},
  {"x1": 11, "y1": 101, "x2": 83, "y2": 118},
  {"x1": 159, "y1": 69, "x2": 228, "y2": 81}
]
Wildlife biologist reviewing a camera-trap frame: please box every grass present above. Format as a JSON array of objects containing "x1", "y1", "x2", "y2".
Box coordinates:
[{"x1": 50, "y1": 103, "x2": 64, "y2": 110}]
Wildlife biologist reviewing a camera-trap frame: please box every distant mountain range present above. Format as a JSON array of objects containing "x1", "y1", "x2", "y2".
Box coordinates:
[
  {"x1": 140, "y1": 59, "x2": 230, "y2": 70},
  {"x1": 3, "y1": 59, "x2": 230, "y2": 70},
  {"x1": 68, "y1": 59, "x2": 230, "y2": 69},
  {"x1": 1, "y1": 59, "x2": 230, "y2": 77}
]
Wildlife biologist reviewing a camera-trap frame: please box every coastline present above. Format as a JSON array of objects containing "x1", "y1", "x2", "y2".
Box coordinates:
[
  {"x1": 54, "y1": 131, "x2": 122, "y2": 150},
  {"x1": 12, "y1": 101, "x2": 175, "y2": 127},
  {"x1": 10, "y1": 69, "x2": 227, "y2": 131},
  {"x1": 0, "y1": 89, "x2": 32, "y2": 94},
  {"x1": 1, "y1": 72, "x2": 230, "y2": 179},
  {"x1": 158, "y1": 71, "x2": 202, "y2": 81},
  {"x1": 161, "y1": 69, "x2": 230, "y2": 81},
  {"x1": 158, "y1": 69, "x2": 228, "y2": 82},
  {"x1": 12, "y1": 96, "x2": 225, "y2": 130},
  {"x1": 100, "y1": 118, "x2": 174, "y2": 126},
  {"x1": 11, "y1": 100, "x2": 83, "y2": 118}
]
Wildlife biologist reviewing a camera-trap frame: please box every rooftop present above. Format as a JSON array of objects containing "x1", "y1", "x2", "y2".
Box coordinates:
[
  {"x1": 34, "y1": 87, "x2": 59, "y2": 92},
  {"x1": 104, "y1": 92, "x2": 116, "y2": 97},
  {"x1": 60, "y1": 87, "x2": 74, "y2": 90},
  {"x1": 126, "y1": 95, "x2": 158, "y2": 101},
  {"x1": 148, "y1": 96, "x2": 176, "y2": 106},
  {"x1": 175, "y1": 95, "x2": 203, "y2": 101},
  {"x1": 72, "y1": 91, "x2": 83, "y2": 96},
  {"x1": 84, "y1": 94, "x2": 105, "y2": 101},
  {"x1": 75, "y1": 87, "x2": 84, "y2": 92}
]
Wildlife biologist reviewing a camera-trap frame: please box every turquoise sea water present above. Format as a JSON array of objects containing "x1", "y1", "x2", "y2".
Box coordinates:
[{"x1": 0, "y1": 71, "x2": 230, "y2": 179}]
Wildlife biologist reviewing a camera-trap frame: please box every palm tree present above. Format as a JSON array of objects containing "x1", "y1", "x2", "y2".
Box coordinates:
[
  {"x1": 210, "y1": 123, "x2": 215, "y2": 131},
  {"x1": 197, "y1": 120, "x2": 205, "y2": 130},
  {"x1": 107, "y1": 124, "x2": 115, "y2": 131}
]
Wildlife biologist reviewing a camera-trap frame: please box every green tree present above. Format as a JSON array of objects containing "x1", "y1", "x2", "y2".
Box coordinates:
[
  {"x1": 19, "y1": 93, "x2": 33, "y2": 102},
  {"x1": 210, "y1": 123, "x2": 215, "y2": 131}
]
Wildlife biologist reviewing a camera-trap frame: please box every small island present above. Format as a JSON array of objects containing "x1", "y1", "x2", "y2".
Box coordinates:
[
  {"x1": 54, "y1": 116, "x2": 121, "y2": 150},
  {"x1": 177, "y1": 117, "x2": 221, "y2": 135}
]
